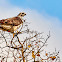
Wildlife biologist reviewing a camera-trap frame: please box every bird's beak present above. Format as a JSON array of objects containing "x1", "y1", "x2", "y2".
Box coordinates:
[{"x1": 25, "y1": 14, "x2": 26, "y2": 15}]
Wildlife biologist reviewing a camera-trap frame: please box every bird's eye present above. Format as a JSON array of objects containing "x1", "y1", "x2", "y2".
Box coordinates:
[
  {"x1": 21, "y1": 15, "x2": 23, "y2": 16},
  {"x1": 22, "y1": 13, "x2": 24, "y2": 14}
]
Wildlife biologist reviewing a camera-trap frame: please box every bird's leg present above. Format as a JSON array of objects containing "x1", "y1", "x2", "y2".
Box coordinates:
[
  {"x1": 13, "y1": 33, "x2": 15, "y2": 38},
  {"x1": 11, "y1": 25, "x2": 15, "y2": 37}
]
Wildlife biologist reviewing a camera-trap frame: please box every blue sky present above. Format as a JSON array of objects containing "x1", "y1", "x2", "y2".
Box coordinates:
[{"x1": 9, "y1": 0, "x2": 62, "y2": 20}]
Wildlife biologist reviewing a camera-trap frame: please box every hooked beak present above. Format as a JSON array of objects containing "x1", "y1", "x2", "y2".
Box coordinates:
[{"x1": 25, "y1": 14, "x2": 26, "y2": 15}]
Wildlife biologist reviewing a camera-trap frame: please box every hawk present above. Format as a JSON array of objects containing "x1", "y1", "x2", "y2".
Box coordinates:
[{"x1": 0, "y1": 12, "x2": 26, "y2": 33}]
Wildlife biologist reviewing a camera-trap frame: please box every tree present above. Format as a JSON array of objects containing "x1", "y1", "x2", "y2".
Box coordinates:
[{"x1": 0, "y1": 19, "x2": 61, "y2": 62}]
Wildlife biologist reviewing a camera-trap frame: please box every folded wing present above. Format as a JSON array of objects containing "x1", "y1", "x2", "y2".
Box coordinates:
[{"x1": 0, "y1": 17, "x2": 23, "y2": 26}]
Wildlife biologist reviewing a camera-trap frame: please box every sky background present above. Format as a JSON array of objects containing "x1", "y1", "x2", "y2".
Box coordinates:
[
  {"x1": 7, "y1": 0, "x2": 62, "y2": 20},
  {"x1": 0, "y1": 0, "x2": 62, "y2": 60}
]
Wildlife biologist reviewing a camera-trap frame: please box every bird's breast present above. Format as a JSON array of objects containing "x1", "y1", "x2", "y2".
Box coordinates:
[{"x1": 13, "y1": 24, "x2": 22, "y2": 31}]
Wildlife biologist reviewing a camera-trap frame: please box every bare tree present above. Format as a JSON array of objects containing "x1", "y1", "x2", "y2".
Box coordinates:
[{"x1": 0, "y1": 20, "x2": 61, "y2": 62}]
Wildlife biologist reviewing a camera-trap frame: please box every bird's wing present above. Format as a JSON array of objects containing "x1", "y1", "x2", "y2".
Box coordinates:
[{"x1": 0, "y1": 17, "x2": 23, "y2": 26}]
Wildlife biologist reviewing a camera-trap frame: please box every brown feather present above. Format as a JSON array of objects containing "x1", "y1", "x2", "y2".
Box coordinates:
[
  {"x1": 0, "y1": 17, "x2": 23, "y2": 26},
  {"x1": 0, "y1": 16, "x2": 23, "y2": 33}
]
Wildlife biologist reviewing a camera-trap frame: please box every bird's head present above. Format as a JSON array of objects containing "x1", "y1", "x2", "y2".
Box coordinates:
[{"x1": 17, "y1": 12, "x2": 26, "y2": 18}]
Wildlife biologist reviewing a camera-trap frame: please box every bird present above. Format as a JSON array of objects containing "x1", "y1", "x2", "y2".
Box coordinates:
[{"x1": 0, "y1": 12, "x2": 26, "y2": 33}]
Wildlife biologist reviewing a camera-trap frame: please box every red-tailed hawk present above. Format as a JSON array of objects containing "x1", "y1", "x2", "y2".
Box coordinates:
[{"x1": 0, "y1": 12, "x2": 26, "y2": 33}]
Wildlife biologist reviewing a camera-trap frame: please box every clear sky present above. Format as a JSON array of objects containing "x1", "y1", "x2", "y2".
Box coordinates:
[{"x1": 9, "y1": 0, "x2": 62, "y2": 20}]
